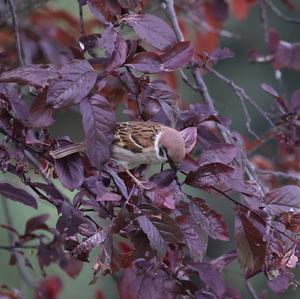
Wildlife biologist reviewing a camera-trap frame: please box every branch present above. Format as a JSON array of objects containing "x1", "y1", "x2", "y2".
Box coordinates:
[
  {"x1": 264, "y1": 0, "x2": 300, "y2": 24},
  {"x1": 161, "y1": 0, "x2": 269, "y2": 199},
  {"x1": 6, "y1": 0, "x2": 24, "y2": 66},
  {"x1": 0, "y1": 0, "x2": 50, "y2": 25}
]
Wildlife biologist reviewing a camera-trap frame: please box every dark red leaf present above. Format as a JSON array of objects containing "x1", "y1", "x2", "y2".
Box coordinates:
[
  {"x1": 198, "y1": 144, "x2": 237, "y2": 165},
  {"x1": 80, "y1": 94, "x2": 116, "y2": 171},
  {"x1": 0, "y1": 64, "x2": 59, "y2": 88},
  {"x1": 54, "y1": 152, "x2": 84, "y2": 191},
  {"x1": 25, "y1": 214, "x2": 49, "y2": 235},
  {"x1": 59, "y1": 254, "x2": 83, "y2": 278},
  {"x1": 190, "y1": 197, "x2": 229, "y2": 241},
  {"x1": 0, "y1": 182, "x2": 37, "y2": 209},
  {"x1": 124, "y1": 14, "x2": 177, "y2": 51},
  {"x1": 126, "y1": 52, "x2": 163, "y2": 73},
  {"x1": 264, "y1": 185, "x2": 300, "y2": 216},
  {"x1": 161, "y1": 41, "x2": 194, "y2": 70},
  {"x1": 35, "y1": 276, "x2": 63, "y2": 299},
  {"x1": 185, "y1": 163, "x2": 235, "y2": 188},
  {"x1": 235, "y1": 209, "x2": 267, "y2": 277},
  {"x1": 47, "y1": 60, "x2": 98, "y2": 109},
  {"x1": 180, "y1": 127, "x2": 197, "y2": 154}
]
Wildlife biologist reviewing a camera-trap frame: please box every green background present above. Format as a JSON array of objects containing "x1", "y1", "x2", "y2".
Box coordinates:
[{"x1": 1, "y1": 1, "x2": 300, "y2": 298}]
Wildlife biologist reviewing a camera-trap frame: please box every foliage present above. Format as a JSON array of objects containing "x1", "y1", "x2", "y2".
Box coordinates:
[{"x1": 0, "y1": 0, "x2": 300, "y2": 298}]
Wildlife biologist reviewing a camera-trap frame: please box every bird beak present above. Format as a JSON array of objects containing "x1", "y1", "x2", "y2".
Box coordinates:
[{"x1": 169, "y1": 161, "x2": 179, "y2": 172}]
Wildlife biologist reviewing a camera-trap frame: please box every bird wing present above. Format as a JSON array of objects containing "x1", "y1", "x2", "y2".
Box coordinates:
[{"x1": 113, "y1": 122, "x2": 162, "y2": 153}]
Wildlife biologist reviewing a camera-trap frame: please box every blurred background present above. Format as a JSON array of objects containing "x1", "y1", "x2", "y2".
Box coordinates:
[{"x1": 1, "y1": 1, "x2": 300, "y2": 298}]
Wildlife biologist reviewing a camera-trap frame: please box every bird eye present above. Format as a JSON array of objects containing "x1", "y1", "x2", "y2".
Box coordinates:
[{"x1": 158, "y1": 146, "x2": 167, "y2": 158}]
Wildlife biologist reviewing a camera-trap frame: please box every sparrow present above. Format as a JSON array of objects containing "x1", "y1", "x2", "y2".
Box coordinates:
[{"x1": 50, "y1": 121, "x2": 186, "y2": 188}]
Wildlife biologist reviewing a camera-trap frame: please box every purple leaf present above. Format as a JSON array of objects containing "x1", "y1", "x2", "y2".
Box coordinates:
[
  {"x1": 210, "y1": 250, "x2": 237, "y2": 272},
  {"x1": 0, "y1": 83, "x2": 30, "y2": 125},
  {"x1": 267, "y1": 272, "x2": 294, "y2": 295},
  {"x1": 98, "y1": 25, "x2": 128, "y2": 71},
  {"x1": 178, "y1": 217, "x2": 208, "y2": 262},
  {"x1": 137, "y1": 204, "x2": 183, "y2": 255},
  {"x1": 87, "y1": 0, "x2": 111, "y2": 24},
  {"x1": 185, "y1": 163, "x2": 235, "y2": 188},
  {"x1": 261, "y1": 83, "x2": 280, "y2": 99},
  {"x1": 146, "y1": 181, "x2": 179, "y2": 210},
  {"x1": 0, "y1": 182, "x2": 37, "y2": 208},
  {"x1": 290, "y1": 89, "x2": 300, "y2": 112},
  {"x1": 0, "y1": 64, "x2": 59, "y2": 88},
  {"x1": 264, "y1": 185, "x2": 300, "y2": 215},
  {"x1": 189, "y1": 262, "x2": 226, "y2": 297},
  {"x1": 119, "y1": 263, "x2": 176, "y2": 299},
  {"x1": 126, "y1": 52, "x2": 163, "y2": 73},
  {"x1": 161, "y1": 41, "x2": 194, "y2": 70},
  {"x1": 210, "y1": 47, "x2": 234, "y2": 61},
  {"x1": 72, "y1": 230, "x2": 107, "y2": 261},
  {"x1": 137, "y1": 215, "x2": 167, "y2": 256},
  {"x1": 198, "y1": 144, "x2": 237, "y2": 165},
  {"x1": 190, "y1": 197, "x2": 229, "y2": 241},
  {"x1": 56, "y1": 202, "x2": 88, "y2": 237},
  {"x1": 54, "y1": 152, "x2": 84, "y2": 191},
  {"x1": 124, "y1": 14, "x2": 176, "y2": 51},
  {"x1": 274, "y1": 41, "x2": 300, "y2": 71},
  {"x1": 80, "y1": 95, "x2": 116, "y2": 171},
  {"x1": 180, "y1": 127, "x2": 197, "y2": 154},
  {"x1": 29, "y1": 91, "x2": 54, "y2": 127},
  {"x1": 47, "y1": 60, "x2": 98, "y2": 109}
]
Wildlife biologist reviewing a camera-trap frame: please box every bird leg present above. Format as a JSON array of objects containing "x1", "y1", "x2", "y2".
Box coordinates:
[{"x1": 125, "y1": 169, "x2": 149, "y2": 190}]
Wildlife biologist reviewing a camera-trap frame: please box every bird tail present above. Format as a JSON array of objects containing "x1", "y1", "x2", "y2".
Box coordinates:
[{"x1": 50, "y1": 142, "x2": 86, "y2": 159}]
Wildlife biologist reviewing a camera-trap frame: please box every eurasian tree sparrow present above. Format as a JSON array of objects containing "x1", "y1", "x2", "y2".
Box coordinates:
[{"x1": 50, "y1": 121, "x2": 186, "y2": 188}]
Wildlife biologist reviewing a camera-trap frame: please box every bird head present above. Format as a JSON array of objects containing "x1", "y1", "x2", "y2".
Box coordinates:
[{"x1": 157, "y1": 127, "x2": 186, "y2": 170}]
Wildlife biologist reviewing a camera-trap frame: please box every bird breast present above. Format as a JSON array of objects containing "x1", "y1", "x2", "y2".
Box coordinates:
[{"x1": 111, "y1": 143, "x2": 167, "y2": 169}]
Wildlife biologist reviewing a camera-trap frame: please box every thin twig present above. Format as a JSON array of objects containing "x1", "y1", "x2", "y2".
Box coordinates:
[
  {"x1": 258, "y1": 0, "x2": 269, "y2": 45},
  {"x1": 191, "y1": 64, "x2": 216, "y2": 112},
  {"x1": 0, "y1": 244, "x2": 39, "y2": 250},
  {"x1": 246, "y1": 280, "x2": 259, "y2": 299},
  {"x1": 257, "y1": 169, "x2": 300, "y2": 181},
  {"x1": 264, "y1": 0, "x2": 300, "y2": 24},
  {"x1": 6, "y1": 0, "x2": 24, "y2": 66},
  {"x1": 240, "y1": 95, "x2": 261, "y2": 140},
  {"x1": 210, "y1": 187, "x2": 300, "y2": 245},
  {"x1": 78, "y1": 0, "x2": 85, "y2": 35},
  {"x1": 1, "y1": 196, "x2": 38, "y2": 288},
  {"x1": 204, "y1": 65, "x2": 276, "y2": 129},
  {"x1": 161, "y1": 0, "x2": 184, "y2": 42}
]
